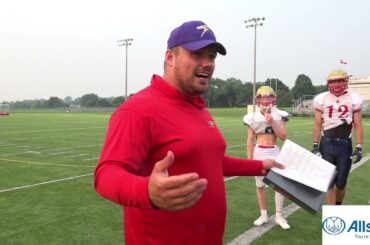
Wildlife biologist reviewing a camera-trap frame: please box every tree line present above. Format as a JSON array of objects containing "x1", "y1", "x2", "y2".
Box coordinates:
[{"x1": 2, "y1": 73, "x2": 327, "y2": 109}]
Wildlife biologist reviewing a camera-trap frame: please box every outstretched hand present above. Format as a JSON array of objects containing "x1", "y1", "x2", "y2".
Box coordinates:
[
  {"x1": 261, "y1": 159, "x2": 285, "y2": 175},
  {"x1": 148, "y1": 151, "x2": 208, "y2": 211}
]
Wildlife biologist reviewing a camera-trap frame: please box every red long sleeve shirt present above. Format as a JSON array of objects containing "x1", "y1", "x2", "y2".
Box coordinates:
[{"x1": 94, "y1": 75, "x2": 263, "y2": 245}]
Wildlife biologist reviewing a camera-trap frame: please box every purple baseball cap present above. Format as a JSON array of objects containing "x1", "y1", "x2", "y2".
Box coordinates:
[{"x1": 167, "y1": 20, "x2": 226, "y2": 55}]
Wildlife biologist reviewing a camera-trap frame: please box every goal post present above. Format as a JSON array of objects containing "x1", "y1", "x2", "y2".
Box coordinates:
[
  {"x1": 0, "y1": 103, "x2": 10, "y2": 115},
  {"x1": 68, "y1": 104, "x2": 81, "y2": 112}
]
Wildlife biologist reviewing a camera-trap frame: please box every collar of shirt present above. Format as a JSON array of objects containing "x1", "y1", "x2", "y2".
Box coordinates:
[{"x1": 151, "y1": 74, "x2": 206, "y2": 109}]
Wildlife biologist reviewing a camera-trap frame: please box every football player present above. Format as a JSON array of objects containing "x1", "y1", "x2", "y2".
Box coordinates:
[
  {"x1": 312, "y1": 69, "x2": 363, "y2": 205},
  {"x1": 243, "y1": 86, "x2": 290, "y2": 229}
]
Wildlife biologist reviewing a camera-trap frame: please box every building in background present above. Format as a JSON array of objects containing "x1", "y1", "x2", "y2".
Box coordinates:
[
  {"x1": 348, "y1": 75, "x2": 370, "y2": 100},
  {"x1": 349, "y1": 75, "x2": 370, "y2": 116}
]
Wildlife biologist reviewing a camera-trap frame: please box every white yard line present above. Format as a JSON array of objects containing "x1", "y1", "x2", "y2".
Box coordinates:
[
  {"x1": 0, "y1": 142, "x2": 101, "y2": 158},
  {"x1": 0, "y1": 127, "x2": 105, "y2": 135},
  {"x1": 46, "y1": 144, "x2": 102, "y2": 152},
  {"x1": 0, "y1": 173, "x2": 93, "y2": 194},
  {"x1": 0, "y1": 157, "x2": 95, "y2": 168},
  {"x1": 227, "y1": 204, "x2": 300, "y2": 245},
  {"x1": 227, "y1": 144, "x2": 246, "y2": 149},
  {"x1": 224, "y1": 176, "x2": 239, "y2": 182},
  {"x1": 0, "y1": 144, "x2": 16, "y2": 147},
  {"x1": 12, "y1": 132, "x2": 104, "y2": 141},
  {"x1": 226, "y1": 154, "x2": 370, "y2": 245},
  {"x1": 64, "y1": 154, "x2": 89, "y2": 158},
  {"x1": 83, "y1": 157, "x2": 99, "y2": 161},
  {"x1": 1, "y1": 147, "x2": 43, "y2": 156},
  {"x1": 46, "y1": 151, "x2": 74, "y2": 156},
  {"x1": 3, "y1": 145, "x2": 31, "y2": 149}
]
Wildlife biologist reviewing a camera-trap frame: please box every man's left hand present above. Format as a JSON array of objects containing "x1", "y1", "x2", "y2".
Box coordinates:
[
  {"x1": 261, "y1": 159, "x2": 284, "y2": 175},
  {"x1": 352, "y1": 146, "x2": 362, "y2": 163}
]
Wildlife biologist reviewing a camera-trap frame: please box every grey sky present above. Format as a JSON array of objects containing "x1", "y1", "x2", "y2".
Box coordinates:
[{"x1": 1, "y1": 0, "x2": 369, "y2": 102}]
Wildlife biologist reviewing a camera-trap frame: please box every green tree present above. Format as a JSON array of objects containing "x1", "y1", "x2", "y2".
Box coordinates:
[
  {"x1": 112, "y1": 96, "x2": 125, "y2": 107},
  {"x1": 99, "y1": 98, "x2": 111, "y2": 107},
  {"x1": 223, "y1": 78, "x2": 243, "y2": 107},
  {"x1": 204, "y1": 78, "x2": 228, "y2": 107},
  {"x1": 315, "y1": 84, "x2": 328, "y2": 94},
  {"x1": 64, "y1": 96, "x2": 73, "y2": 106},
  {"x1": 34, "y1": 100, "x2": 45, "y2": 109},
  {"x1": 80, "y1": 93, "x2": 100, "y2": 107},
  {"x1": 236, "y1": 82, "x2": 253, "y2": 106},
  {"x1": 45, "y1": 97, "x2": 63, "y2": 108},
  {"x1": 263, "y1": 78, "x2": 292, "y2": 107},
  {"x1": 291, "y1": 74, "x2": 316, "y2": 99}
]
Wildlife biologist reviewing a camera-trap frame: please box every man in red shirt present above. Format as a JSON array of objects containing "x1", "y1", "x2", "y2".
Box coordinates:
[{"x1": 94, "y1": 20, "x2": 283, "y2": 245}]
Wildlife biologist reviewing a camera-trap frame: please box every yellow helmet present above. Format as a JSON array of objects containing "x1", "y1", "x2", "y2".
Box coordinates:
[
  {"x1": 327, "y1": 69, "x2": 351, "y2": 81},
  {"x1": 256, "y1": 86, "x2": 275, "y2": 97},
  {"x1": 256, "y1": 86, "x2": 276, "y2": 110},
  {"x1": 326, "y1": 69, "x2": 351, "y2": 96}
]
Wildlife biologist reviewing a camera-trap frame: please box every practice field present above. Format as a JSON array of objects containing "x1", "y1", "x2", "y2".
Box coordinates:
[{"x1": 0, "y1": 109, "x2": 369, "y2": 245}]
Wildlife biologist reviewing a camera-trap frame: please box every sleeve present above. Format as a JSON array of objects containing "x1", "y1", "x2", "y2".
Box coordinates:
[
  {"x1": 222, "y1": 155, "x2": 264, "y2": 176},
  {"x1": 276, "y1": 109, "x2": 289, "y2": 122},
  {"x1": 243, "y1": 113, "x2": 254, "y2": 126},
  {"x1": 94, "y1": 109, "x2": 154, "y2": 209},
  {"x1": 313, "y1": 93, "x2": 326, "y2": 112}
]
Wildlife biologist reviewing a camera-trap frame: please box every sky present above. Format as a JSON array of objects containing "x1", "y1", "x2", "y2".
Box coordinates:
[{"x1": 1, "y1": 0, "x2": 370, "y2": 102}]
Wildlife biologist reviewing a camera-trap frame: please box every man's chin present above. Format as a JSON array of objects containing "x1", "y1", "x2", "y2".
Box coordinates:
[
  {"x1": 198, "y1": 84, "x2": 209, "y2": 92},
  {"x1": 190, "y1": 86, "x2": 208, "y2": 96}
]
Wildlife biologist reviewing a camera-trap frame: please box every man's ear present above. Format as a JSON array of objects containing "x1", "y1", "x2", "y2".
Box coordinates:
[{"x1": 165, "y1": 49, "x2": 175, "y2": 67}]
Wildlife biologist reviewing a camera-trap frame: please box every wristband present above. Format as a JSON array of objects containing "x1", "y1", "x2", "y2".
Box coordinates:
[{"x1": 356, "y1": 144, "x2": 362, "y2": 148}]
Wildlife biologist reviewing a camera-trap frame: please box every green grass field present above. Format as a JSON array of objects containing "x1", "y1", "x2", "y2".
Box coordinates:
[{"x1": 0, "y1": 109, "x2": 369, "y2": 245}]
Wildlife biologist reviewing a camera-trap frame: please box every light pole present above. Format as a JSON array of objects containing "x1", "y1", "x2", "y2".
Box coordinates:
[
  {"x1": 245, "y1": 17, "x2": 265, "y2": 112},
  {"x1": 275, "y1": 78, "x2": 277, "y2": 106},
  {"x1": 268, "y1": 77, "x2": 278, "y2": 105},
  {"x1": 118, "y1": 38, "x2": 133, "y2": 100}
]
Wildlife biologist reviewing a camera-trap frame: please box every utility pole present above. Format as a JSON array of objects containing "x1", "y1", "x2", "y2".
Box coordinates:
[
  {"x1": 245, "y1": 17, "x2": 265, "y2": 112},
  {"x1": 118, "y1": 38, "x2": 133, "y2": 100}
]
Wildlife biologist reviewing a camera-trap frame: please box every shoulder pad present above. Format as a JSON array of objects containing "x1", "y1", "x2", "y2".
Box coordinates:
[
  {"x1": 276, "y1": 109, "x2": 289, "y2": 117},
  {"x1": 243, "y1": 113, "x2": 254, "y2": 125},
  {"x1": 349, "y1": 92, "x2": 364, "y2": 105}
]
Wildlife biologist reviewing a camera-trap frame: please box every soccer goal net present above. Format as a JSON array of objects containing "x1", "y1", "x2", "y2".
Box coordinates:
[
  {"x1": 0, "y1": 104, "x2": 10, "y2": 115},
  {"x1": 68, "y1": 104, "x2": 81, "y2": 112}
]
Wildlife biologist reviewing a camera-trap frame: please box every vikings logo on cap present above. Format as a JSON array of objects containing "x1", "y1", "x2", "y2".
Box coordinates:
[{"x1": 167, "y1": 20, "x2": 226, "y2": 55}]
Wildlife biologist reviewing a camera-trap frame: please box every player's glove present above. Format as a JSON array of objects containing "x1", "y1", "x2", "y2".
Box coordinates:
[
  {"x1": 311, "y1": 143, "x2": 322, "y2": 158},
  {"x1": 352, "y1": 145, "x2": 362, "y2": 164}
]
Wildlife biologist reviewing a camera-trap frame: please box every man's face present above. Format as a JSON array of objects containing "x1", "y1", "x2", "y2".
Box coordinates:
[
  {"x1": 171, "y1": 45, "x2": 217, "y2": 96},
  {"x1": 327, "y1": 79, "x2": 348, "y2": 96}
]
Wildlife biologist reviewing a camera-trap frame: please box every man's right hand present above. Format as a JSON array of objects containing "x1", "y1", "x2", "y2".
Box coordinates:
[
  {"x1": 311, "y1": 143, "x2": 322, "y2": 157},
  {"x1": 148, "y1": 151, "x2": 208, "y2": 211}
]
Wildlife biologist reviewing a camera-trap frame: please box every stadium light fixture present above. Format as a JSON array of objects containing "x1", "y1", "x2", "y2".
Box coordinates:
[
  {"x1": 118, "y1": 38, "x2": 134, "y2": 100},
  {"x1": 245, "y1": 17, "x2": 265, "y2": 112}
]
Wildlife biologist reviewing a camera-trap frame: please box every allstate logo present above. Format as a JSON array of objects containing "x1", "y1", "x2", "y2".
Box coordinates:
[{"x1": 322, "y1": 216, "x2": 346, "y2": 235}]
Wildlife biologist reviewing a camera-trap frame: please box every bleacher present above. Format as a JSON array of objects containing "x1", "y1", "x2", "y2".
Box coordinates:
[{"x1": 291, "y1": 95, "x2": 315, "y2": 116}]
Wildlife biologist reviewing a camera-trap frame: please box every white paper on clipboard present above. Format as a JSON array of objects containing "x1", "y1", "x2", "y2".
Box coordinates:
[{"x1": 273, "y1": 139, "x2": 336, "y2": 192}]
